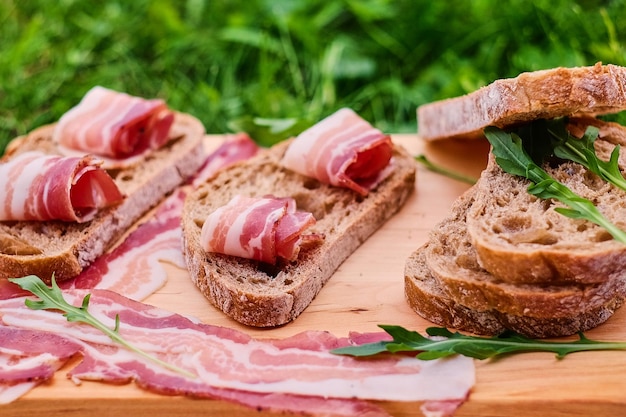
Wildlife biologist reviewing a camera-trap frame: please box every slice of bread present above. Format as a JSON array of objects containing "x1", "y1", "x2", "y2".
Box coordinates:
[
  {"x1": 0, "y1": 112, "x2": 206, "y2": 283},
  {"x1": 417, "y1": 63, "x2": 626, "y2": 141},
  {"x1": 182, "y1": 139, "x2": 416, "y2": 327},
  {"x1": 405, "y1": 188, "x2": 626, "y2": 338},
  {"x1": 466, "y1": 118, "x2": 626, "y2": 285}
]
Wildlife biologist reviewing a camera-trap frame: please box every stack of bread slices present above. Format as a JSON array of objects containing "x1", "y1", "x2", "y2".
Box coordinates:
[{"x1": 406, "y1": 63, "x2": 626, "y2": 338}]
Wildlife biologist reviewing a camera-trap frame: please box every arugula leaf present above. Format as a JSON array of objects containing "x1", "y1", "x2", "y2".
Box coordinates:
[
  {"x1": 483, "y1": 126, "x2": 626, "y2": 244},
  {"x1": 547, "y1": 120, "x2": 626, "y2": 192},
  {"x1": 332, "y1": 325, "x2": 626, "y2": 360},
  {"x1": 8, "y1": 275, "x2": 195, "y2": 379},
  {"x1": 414, "y1": 154, "x2": 478, "y2": 185}
]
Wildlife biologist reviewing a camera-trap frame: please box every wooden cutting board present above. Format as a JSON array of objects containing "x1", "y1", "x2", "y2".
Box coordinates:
[{"x1": 5, "y1": 134, "x2": 626, "y2": 417}]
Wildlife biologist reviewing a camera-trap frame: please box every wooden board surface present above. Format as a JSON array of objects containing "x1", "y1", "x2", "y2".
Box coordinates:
[{"x1": 5, "y1": 134, "x2": 626, "y2": 416}]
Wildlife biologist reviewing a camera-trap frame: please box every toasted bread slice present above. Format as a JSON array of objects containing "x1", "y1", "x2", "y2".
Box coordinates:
[
  {"x1": 182, "y1": 139, "x2": 416, "y2": 327},
  {"x1": 0, "y1": 112, "x2": 206, "y2": 282},
  {"x1": 417, "y1": 63, "x2": 626, "y2": 141},
  {"x1": 405, "y1": 188, "x2": 626, "y2": 338},
  {"x1": 466, "y1": 118, "x2": 626, "y2": 285}
]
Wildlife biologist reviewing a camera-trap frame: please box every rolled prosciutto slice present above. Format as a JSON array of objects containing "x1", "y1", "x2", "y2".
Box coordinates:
[
  {"x1": 52, "y1": 86, "x2": 175, "y2": 159},
  {"x1": 281, "y1": 108, "x2": 394, "y2": 196},
  {"x1": 0, "y1": 151, "x2": 124, "y2": 222},
  {"x1": 200, "y1": 195, "x2": 322, "y2": 264}
]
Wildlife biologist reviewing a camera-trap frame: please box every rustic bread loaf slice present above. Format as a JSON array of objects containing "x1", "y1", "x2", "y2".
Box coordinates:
[
  {"x1": 0, "y1": 112, "x2": 206, "y2": 282},
  {"x1": 406, "y1": 246, "x2": 625, "y2": 338},
  {"x1": 182, "y1": 139, "x2": 416, "y2": 327},
  {"x1": 405, "y1": 188, "x2": 626, "y2": 338},
  {"x1": 466, "y1": 118, "x2": 626, "y2": 285},
  {"x1": 417, "y1": 63, "x2": 626, "y2": 141}
]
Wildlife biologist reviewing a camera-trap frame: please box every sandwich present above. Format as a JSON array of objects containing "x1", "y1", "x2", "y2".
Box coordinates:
[
  {"x1": 182, "y1": 108, "x2": 417, "y2": 327},
  {"x1": 406, "y1": 63, "x2": 626, "y2": 338},
  {"x1": 0, "y1": 86, "x2": 207, "y2": 283}
]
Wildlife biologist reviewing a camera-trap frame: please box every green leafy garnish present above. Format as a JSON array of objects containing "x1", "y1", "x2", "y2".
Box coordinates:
[
  {"x1": 414, "y1": 154, "x2": 478, "y2": 185},
  {"x1": 332, "y1": 325, "x2": 626, "y2": 360},
  {"x1": 8, "y1": 275, "x2": 195, "y2": 379},
  {"x1": 546, "y1": 119, "x2": 626, "y2": 192},
  {"x1": 483, "y1": 126, "x2": 626, "y2": 244}
]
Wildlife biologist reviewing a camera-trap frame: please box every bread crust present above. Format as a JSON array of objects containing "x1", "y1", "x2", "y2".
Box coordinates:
[
  {"x1": 182, "y1": 139, "x2": 416, "y2": 327},
  {"x1": 405, "y1": 247, "x2": 625, "y2": 338},
  {"x1": 0, "y1": 112, "x2": 206, "y2": 283},
  {"x1": 417, "y1": 63, "x2": 626, "y2": 141}
]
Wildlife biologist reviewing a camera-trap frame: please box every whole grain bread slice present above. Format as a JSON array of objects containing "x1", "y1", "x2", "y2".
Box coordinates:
[
  {"x1": 466, "y1": 117, "x2": 626, "y2": 285},
  {"x1": 405, "y1": 188, "x2": 626, "y2": 338},
  {"x1": 405, "y1": 246, "x2": 625, "y2": 338},
  {"x1": 182, "y1": 139, "x2": 416, "y2": 327},
  {"x1": 417, "y1": 63, "x2": 626, "y2": 141},
  {"x1": 0, "y1": 112, "x2": 207, "y2": 283}
]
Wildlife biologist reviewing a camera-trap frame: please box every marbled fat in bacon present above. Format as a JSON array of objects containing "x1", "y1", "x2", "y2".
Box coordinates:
[
  {"x1": 281, "y1": 108, "x2": 394, "y2": 196},
  {"x1": 0, "y1": 289, "x2": 475, "y2": 414},
  {"x1": 200, "y1": 195, "x2": 322, "y2": 264},
  {"x1": 0, "y1": 151, "x2": 123, "y2": 222},
  {"x1": 53, "y1": 86, "x2": 175, "y2": 159}
]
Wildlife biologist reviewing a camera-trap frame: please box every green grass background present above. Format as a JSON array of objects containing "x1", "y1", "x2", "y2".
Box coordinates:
[{"x1": 1, "y1": 0, "x2": 624, "y2": 153}]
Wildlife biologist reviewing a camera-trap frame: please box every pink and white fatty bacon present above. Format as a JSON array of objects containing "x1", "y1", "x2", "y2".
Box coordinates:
[
  {"x1": 281, "y1": 108, "x2": 394, "y2": 196},
  {"x1": 0, "y1": 151, "x2": 123, "y2": 222},
  {"x1": 200, "y1": 195, "x2": 323, "y2": 264},
  {"x1": 0, "y1": 289, "x2": 474, "y2": 416},
  {"x1": 53, "y1": 86, "x2": 175, "y2": 160}
]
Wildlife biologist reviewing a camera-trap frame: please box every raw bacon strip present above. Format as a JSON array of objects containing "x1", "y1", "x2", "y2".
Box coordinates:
[
  {"x1": 53, "y1": 86, "x2": 175, "y2": 159},
  {"x1": 0, "y1": 326, "x2": 80, "y2": 404},
  {"x1": 0, "y1": 151, "x2": 123, "y2": 222},
  {"x1": 192, "y1": 132, "x2": 260, "y2": 187},
  {"x1": 200, "y1": 195, "x2": 322, "y2": 264},
  {"x1": 62, "y1": 189, "x2": 187, "y2": 300},
  {"x1": 281, "y1": 108, "x2": 394, "y2": 196},
  {"x1": 0, "y1": 289, "x2": 475, "y2": 414}
]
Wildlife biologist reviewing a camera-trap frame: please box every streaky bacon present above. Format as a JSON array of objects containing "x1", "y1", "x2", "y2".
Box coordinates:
[
  {"x1": 0, "y1": 151, "x2": 123, "y2": 222},
  {"x1": 200, "y1": 195, "x2": 323, "y2": 264},
  {"x1": 53, "y1": 86, "x2": 175, "y2": 159},
  {"x1": 0, "y1": 289, "x2": 474, "y2": 415},
  {"x1": 193, "y1": 132, "x2": 260, "y2": 186},
  {"x1": 62, "y1": 189, "x2": 187, "y2": 300},
  {"x1": 281, "y1": 108, "x2": 394, "y2": 196}
]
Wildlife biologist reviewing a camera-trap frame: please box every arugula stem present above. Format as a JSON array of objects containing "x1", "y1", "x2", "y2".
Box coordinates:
[
  {"x1": 414, "y1": 154, "x2": 478, "y2": 184},
  {"x1": 332, "y1": 325, "x2": 626, "y2": 360}
]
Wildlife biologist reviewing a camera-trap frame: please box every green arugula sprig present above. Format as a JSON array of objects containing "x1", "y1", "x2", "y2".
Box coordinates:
[
  {"x1": 546, "y1": 119, "x2": 626, "y2": 192},
  {"x1": 8, "y1": 275, "x2": 195, "y2": 379},
  {"x1": 483, "y1": 126, "x2": 626, "y2": 244},
  {"x1": 332, "y1": 325, "x2": 626, "y2": 360},
  {"x1": 414, "y1": 154, "x2": 478, "y2": 185}
]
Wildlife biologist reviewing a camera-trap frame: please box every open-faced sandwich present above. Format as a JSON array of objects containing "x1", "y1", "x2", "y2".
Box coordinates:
[
  {"x1": 182, "y1": 108, "x2": 417, "y2": 327},
  {"x1": 0, "y1": 86, "x2": 207, "y2": 283},
  {"x1": 406, "y1": 63, "x2": 626, "y2": 338}
]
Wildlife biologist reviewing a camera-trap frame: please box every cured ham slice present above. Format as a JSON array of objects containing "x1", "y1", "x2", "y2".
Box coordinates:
[
  {"x1": 0, "y1": 289, "x2": 475, "y2": 415},
  {"x1": 281, "y1": 108, "x2": 394, "y2": 196},
  {"x1": 0, "y1": 151, "x2": 123, "y2": 222},
  {"x1": 200, "y1": 195, "x2": 323, "y2": 264},
  {"x1": 53, "y1": 86, "x2": 175, "y2": 159}
]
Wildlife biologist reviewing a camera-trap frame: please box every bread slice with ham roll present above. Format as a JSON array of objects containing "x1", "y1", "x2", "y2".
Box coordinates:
[
  {"x1": 0, "y1": 87, "x2": 207, "y2": 283},
  {"x1": 182, "y1": 109, "x2": 416, "y2": 327}
]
